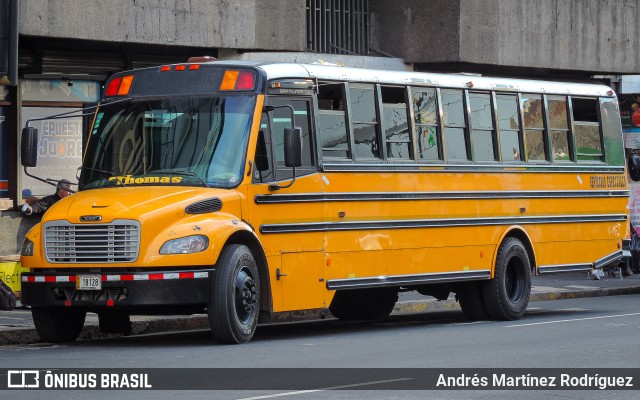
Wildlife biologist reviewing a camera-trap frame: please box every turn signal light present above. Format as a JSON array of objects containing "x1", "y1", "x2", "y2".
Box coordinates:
[{"x1": 117, "y1": 75, "x2": 134, "y2": 95}]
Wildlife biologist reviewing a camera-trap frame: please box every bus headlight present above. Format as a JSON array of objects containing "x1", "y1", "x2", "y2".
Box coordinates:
[
  {"x1": 160, "y1": 235, "x2": 209, "y2": 254},
  {"x1": 21, "y1": 238, "x2": 34, "y2": 256}
]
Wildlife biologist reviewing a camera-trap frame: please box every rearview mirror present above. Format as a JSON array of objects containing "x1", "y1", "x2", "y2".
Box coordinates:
[
  {"x1": 21, "y1": 127, "x2": 38, "y2": 167},
  {"x1": 284, "y1": 127, "x2": 302, "y2": 168}
]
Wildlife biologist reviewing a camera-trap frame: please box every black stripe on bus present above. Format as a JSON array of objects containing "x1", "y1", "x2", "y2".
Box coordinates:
[
  {"x1": 255, "y1": 190, "x2": 629, "y2": 204},
  {"x1": 259, "y1": 214, "x2": 627, "y2": 234},
  {"x1": 321, "y1": 163, "x2": 625, "y2": 174},
  {"x1": 326, "y1": 270, "x2": 491, "y2": 290}
]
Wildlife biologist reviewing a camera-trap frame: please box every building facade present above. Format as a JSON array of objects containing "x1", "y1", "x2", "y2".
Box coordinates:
[{"x1": 0, "y1": 0, "x2": 639, "y2": 257}]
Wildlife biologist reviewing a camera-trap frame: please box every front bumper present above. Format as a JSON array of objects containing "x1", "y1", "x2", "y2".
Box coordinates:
[{"x1": 21, "y1": 269, "x2": 213, "y2": 309}]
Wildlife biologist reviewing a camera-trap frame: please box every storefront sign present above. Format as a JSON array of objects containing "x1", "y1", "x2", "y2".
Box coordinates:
[
  {"x1": 20, "y1": 79, "x2": 100, "y2": 103},
  {"x1": 20, "y1": 107, "x2": 83, "y2": 197},
  {"x1": 0, "y1": 260, "x2": 27, "y2": 292},
  {"x1": 620, "y1": 95, "x2": 640, "y2": 149},
  {"x1": 19, "y1": 79, "x2": 100, "y2": 198},
  {"x1": 619, "y1": 94, "x2": 640, "y2": 130}
]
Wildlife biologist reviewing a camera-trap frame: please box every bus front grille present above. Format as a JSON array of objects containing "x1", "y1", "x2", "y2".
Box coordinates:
[{"x1": 44, "y1": 220, "x2": 140, "y2": 263}]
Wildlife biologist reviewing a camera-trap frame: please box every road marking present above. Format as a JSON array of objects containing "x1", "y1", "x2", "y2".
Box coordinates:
[
  {"x1": 235, "y1": 378, "x2": 414, "y2": 400},
  {"x1": 506, "y1": 312, "x2": 640, "y2": 328}
]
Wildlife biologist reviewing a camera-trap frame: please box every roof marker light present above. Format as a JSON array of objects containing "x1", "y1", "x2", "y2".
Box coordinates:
[
  {"x1": 175, "y1": 65, "x2": 186, "y2": 71},
  {"x1": 160, "y1": 65, "x2": 171, "y2": 72},
  {"x1": 189, "y1": 64, "x2": 201, "y2": 70}
]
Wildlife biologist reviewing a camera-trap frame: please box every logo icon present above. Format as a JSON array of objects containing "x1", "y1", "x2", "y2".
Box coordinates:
[
  {"x1": 80, "y1": 215, "x2": 102, "y2": 222},
  {"x1": 7, "y1": 370, "x2": 40, "y2": 388}
]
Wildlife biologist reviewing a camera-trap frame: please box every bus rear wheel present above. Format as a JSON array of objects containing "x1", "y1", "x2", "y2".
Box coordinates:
[
  {"x1": 456, "y1": 282, "x2": 490, "y2": 321},
  {"x1": 482, "y1": 237, "x2": 531, "y2": 320},
  {"x1": 208, "y1": 244, "x2": 260, "y2": 344},
  {"x1": 32, "y1": 307, "x2": 86, "y2": 343}
]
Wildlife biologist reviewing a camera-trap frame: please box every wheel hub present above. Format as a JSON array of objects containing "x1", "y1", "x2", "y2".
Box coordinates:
[{"x1": 235, "y1": 268, "x2": 257, "y2": 322}]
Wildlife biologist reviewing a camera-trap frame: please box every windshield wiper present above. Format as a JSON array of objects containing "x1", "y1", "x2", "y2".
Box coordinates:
[
  {"x1": 150, "y1": 170, "x2": 208, "y2": 187},
  {"x1": 81, "y1": 166, "x2": 127, "y2": 187}
]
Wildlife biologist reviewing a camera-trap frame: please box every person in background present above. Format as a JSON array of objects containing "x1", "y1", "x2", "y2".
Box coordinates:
[
  {"x1": 21, "y1": 179, "x2": 73, "y2": 216},
  {"x1": 630, "y1": 223, "x2": 640, "y2": 274}
]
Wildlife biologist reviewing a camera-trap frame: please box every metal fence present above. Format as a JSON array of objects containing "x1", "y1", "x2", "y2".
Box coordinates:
[{"x1": 306, "y1": 0, "x2": 370, "y2": 55}]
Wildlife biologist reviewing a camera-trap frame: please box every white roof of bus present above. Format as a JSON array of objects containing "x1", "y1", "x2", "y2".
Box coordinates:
[{"x1": 254, "y1": 62, "x2": 614, "y2": 97}]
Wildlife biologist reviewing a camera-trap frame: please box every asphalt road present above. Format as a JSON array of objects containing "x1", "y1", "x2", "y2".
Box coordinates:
[{"x1": 1, "y1": 294, "x2": 639, "y2": 399}]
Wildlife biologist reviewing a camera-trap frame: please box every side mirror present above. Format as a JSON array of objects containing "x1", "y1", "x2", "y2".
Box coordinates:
[
  {"x1": 630, "y1": 154, "x2": 640, "y2": 182},
  {"x1": 284, "y1": 127, "x2": 303, "y2": 168},
  {"x1": 21, "y1": 127, "x2": 38, "y2": 167}
]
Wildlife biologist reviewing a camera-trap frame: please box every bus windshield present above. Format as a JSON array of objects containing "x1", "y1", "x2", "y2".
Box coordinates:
[{"x1": 79, "y1": 95, "x2": 256, "y2": 189}]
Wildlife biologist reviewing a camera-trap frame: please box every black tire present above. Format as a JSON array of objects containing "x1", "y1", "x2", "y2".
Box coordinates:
[
  {"x1": 329, "y1": 290, "x2": 360, "y2": 320},
  {"x1": 208, "y1": 244, "x2": 260, "y2": 344},
  {"x1": 481, "y1": 237, "x2": 531, "y2": 320},
  {"x1": 362, "y1": 288, "x2": 398, "y2": 319},
  {"x1": 98, "y1": 310, "x2": 132, "y2": 335},
  {"x1": 456, "y1": 282, "x2": 490, "y2": 321},
  {"x1": 32, "y1": 307, "x2": 86, "y2": 343},
  {"x1": 329, "y1": 288, "x2": 398, "y2": 320}
]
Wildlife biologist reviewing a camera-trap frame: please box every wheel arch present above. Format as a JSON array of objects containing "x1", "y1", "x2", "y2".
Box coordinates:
[
  {"x1": 224, "y1": 230, "x2": 272, "y2": 314},
  {"x1": 493, "y1": 226, "x2": 537, "y2": 275}
]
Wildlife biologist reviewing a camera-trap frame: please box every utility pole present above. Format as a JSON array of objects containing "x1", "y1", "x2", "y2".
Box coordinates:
[{"x1": 0, "y1": 0, "x2": 18, "y2": 86}]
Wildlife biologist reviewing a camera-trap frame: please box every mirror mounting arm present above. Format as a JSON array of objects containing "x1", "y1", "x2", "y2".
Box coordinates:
[{"x1": 268, "y1": 167, "x2": 296, "y2": 191}]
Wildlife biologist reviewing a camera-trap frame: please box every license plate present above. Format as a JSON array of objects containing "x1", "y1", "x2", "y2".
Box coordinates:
[{"x1": 76, "y1": 274, "x2": 102, "y2": 290}]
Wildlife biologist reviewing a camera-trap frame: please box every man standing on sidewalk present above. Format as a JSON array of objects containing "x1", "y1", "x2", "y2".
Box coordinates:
[{"x1": 21, "y1": 179, "x2": 73, "y2": 216}]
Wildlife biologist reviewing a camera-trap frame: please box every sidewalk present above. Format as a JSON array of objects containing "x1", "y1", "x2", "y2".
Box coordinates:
[{"x1": 1, "y1": 271, "x2": 640, "y2": 345}]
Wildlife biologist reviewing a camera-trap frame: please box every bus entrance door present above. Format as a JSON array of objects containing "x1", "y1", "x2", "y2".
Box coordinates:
[{"x1": 248, "y1": 97, "x2": 326, "y2": 312}]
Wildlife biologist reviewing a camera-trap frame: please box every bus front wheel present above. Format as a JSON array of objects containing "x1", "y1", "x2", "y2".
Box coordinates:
[
  {"x1": 208, "y1": 244, "x2": 260, "y2": 344},
  {"x1": 482, "y1": 237, "x2": 531, "y2": 320},
  {"x1": 32, "y1": 307, "x2": 86, "y2": 343}
]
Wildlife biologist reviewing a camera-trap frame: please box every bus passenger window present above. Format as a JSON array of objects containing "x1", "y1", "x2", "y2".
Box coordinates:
[
  {"x1": 496, "y1": 94, "x2": 522, "y2": 162},
  {"x1": 318, "y1": 83, "x2": 350, "y2": 159},
  {"x1": 547, "y1": 97, "x2": 571, "y2": 162},
  {"x1": 412, "y1": 88, "x2": 440, "y2": 161},
  {"x1": 381, "y1": 86, "x2": 411, "y2": 160},
  {"x1": 349, "y1": 84, "x2": 381, "y2": 159},
  {"x1": 441, "y1": 89, "x2": 469, "y2": 161},
  {"x1": 572, "y1": 97, "x2": 603, "y2": 162},
  {"x1": 469, "y1": 92, "x2": 496, "y2": 161},
  {"x1": 521, "y1": 94, "x2": 547, "y2": 161}
]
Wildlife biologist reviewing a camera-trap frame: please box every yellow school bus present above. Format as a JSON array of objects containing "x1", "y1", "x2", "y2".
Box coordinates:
[{"x1": 20, "y1": 59, "x2": 632, "y2": 344}]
